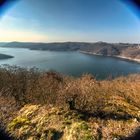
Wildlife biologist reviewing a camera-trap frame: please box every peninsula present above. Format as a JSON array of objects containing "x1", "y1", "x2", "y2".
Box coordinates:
[{"x1": 0, "y1": 53, "x2": 14, "y2": 60}]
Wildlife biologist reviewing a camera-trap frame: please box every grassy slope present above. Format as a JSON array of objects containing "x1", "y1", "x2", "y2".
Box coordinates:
[
  {"x1": 0, "y1": 66, "x2": 139, "y2": 139},
  {"x1": 7, "y1": 105, "x2": 140, "y2": 140}
]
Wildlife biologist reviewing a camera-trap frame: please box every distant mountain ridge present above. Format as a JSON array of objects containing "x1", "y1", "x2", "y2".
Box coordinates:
[{"x1": 1, "y1": 41, "x2": 140, "y2": 63}]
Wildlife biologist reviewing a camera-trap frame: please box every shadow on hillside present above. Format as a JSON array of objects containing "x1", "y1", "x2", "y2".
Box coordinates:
[
  {"x1": 0, "y1": 128, "x2": 15, "y2": 140},
  {"x1": 71, "y1": 108, "x2": 140, "y2": 139},
  {"x1": 71, "y1": 107, "x2": 138, "y2": 121},
  {"x1": 125, "y1": 128, "x2": 140, "y2": 140},
  {"x1": 66, "y1": 99, "x2": 139, "y2": 120}
]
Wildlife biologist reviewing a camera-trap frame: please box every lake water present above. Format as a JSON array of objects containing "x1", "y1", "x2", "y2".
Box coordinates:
[{"x1": 0, "y1": 47, "x2": 140, "y2": 79}]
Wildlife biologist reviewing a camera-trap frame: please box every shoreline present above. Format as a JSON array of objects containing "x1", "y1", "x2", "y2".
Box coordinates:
[{"x1": 79, "y1": 51, "x2": 140, "y2": 64}]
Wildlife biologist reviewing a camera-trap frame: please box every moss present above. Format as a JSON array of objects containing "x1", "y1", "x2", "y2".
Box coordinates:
[
  {"x1": 79, "y1": 121, "x2": 89, "y2": 130},
  {"x1": 80, "y1": 134, "x2": 95, "y2": 140},
  {"x1": 65, "y1": 121, "x2": 95, "y2": 140},
  {"x1": 19, "y1": 105, "x2": 40, "y2": 119},
  {"x1": 102, "y1": 96, "x2": 140, "y2": 119},
  {"x1": 77, "y1": 113, "x2": 85, "y2": 119},
  {"x1": 63, "y1": 119, "x2": 72, "y2": 125},
  {"x1": 8, "y1": 116, "x2": 30, "y2": 131},
  {"x1": 39, "y1": 128, "x2": 63, "y2": 140},
  {"x1": 6, "y1": 104, "x2": 140, "y2": 140}
]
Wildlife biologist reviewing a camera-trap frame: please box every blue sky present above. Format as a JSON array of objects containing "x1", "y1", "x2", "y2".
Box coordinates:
[{"x1": 0, "y1": 0, "x2": 140, "y2": 43}]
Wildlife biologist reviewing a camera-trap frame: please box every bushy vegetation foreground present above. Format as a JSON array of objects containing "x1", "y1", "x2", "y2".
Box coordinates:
[{"x1": 0, "y1": 65, "x2": 140, "y2": 140}]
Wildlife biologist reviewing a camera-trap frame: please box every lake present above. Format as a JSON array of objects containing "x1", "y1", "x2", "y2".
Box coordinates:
[{"x1": 0, "y1": 47, "x2": 140, "y2": 79}]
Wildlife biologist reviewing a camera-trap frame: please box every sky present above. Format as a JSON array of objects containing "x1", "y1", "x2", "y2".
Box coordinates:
[{"x1": 0, "y1": 0, "x2": 140, "y2": 43}]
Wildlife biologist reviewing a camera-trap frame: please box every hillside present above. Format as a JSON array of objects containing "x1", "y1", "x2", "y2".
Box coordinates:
[
  {"x1": 1, "y1": 41, "x2": 140, "y2": 63},
  {"x1": 0, "y1": 66, "x2": 140, "y2": 139}
]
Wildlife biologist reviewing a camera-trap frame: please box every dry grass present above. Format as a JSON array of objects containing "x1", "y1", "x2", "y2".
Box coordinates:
[
  {"x1": 0, "y1": 65, "x2": 140, "y2": 139},
  {"x1": 7, "y1": 105, "x2": 140, "y2": 140}
]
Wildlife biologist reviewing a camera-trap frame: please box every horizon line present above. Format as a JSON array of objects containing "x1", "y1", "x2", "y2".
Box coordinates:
[{"x1": 0, "y1": 41, "x2": 140, "y2": 44}]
